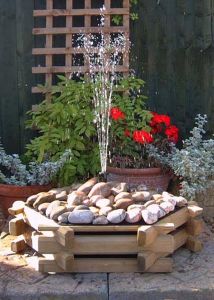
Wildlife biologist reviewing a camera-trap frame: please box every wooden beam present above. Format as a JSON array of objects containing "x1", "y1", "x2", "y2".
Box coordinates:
[
  {"x1": 186, "y1": 236, "x2": 203, "y2": 252},
  {"x1": 11, "y1": 236, "x2": 27, "y2": 253},
  {"x1": 54, "y1": 252, "x2": 74, "y2": 271},
  {"x1": 33, "y1": 26, "x2": 129, "y2": 35},
  {"x1": 32, "y1": 256, "x2": 173, "y2": 273},
  {"x1": 186, "y1": 219, "x2": 203, "y2": 236},
  {"x1": 33, "y1": 8, "x2": 129, "y2": 17},
  {"x1": 24, "y1": 206, "x2": 59, "y2": 231},
  {"x1": 187, "y1": 205, "x2": 203, "y2": 218},
  {"x1": 54, "y1": 227, "x2": 74, "y2": 248},
  {"x1": 9, "y1": 216, "x2": 26, "y2": 236}
]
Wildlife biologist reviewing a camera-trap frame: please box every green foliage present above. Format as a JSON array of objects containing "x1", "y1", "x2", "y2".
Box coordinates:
[
  {"x1": 26, "y1": 76, "x2": 100, "y2": 186},
  {"x1": 109, "y1": 76, "x2": 153, "y2": 167}
]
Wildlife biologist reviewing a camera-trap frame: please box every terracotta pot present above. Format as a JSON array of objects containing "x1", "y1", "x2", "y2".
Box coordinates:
[
  {"x1": 0, "y1": 184, "x2": 53, "y2": 217},
  {"x1": 106, "y1": 166, "x2": 172, "y2": 191}
]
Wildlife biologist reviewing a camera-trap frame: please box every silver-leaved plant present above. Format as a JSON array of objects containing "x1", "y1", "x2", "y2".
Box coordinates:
[
  {"x1": 0, "y1": 142, "x2": 72, "y2": 186},
  {"x1": 147, "y1": 114, "x2": 214, "y2": 199}
]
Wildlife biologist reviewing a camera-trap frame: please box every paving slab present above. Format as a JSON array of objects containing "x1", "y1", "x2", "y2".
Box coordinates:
[{"x1": 109, "y1": 227, "x2": 214, "y2": 300}]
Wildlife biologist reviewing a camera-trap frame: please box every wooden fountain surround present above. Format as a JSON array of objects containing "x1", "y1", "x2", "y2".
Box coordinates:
[{"x1": 8, "y1": 202, "x2": 203, "y2": 273}]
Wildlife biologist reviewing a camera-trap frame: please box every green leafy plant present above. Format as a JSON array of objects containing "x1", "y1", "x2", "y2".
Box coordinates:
[
  {"x1": 109, "y1": 76, "x2": 179, "y2": 168},
  {"x1": 26, "y1": 76, "x2": 100, "y2": 186}
]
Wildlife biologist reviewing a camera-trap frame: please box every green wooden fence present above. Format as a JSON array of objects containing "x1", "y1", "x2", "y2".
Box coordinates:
[{"x1": 0, "y1": 0, "x2": 213, "y2": 154}]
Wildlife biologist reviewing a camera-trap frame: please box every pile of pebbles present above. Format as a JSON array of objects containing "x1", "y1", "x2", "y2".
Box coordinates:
[{"x1": 26, "y1": 178, "x2": 188, "y2": 225}]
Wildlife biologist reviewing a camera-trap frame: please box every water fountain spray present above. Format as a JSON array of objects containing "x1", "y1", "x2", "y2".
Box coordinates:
[{"x1": 76, "y1": 6, "x2": 129, "y2": 177}]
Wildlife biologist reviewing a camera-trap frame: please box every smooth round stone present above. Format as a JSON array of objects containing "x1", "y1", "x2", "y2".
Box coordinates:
[
  {"x1": 58, "y1": 212, "x2": 70, "y2": 224},
  {"x1": 125, "y1": 209, "x2": 142, "y2": 223},
  {"x1": 114, "y1": 198, "x2": 134, "y2": 210},
  {"x1": 38, "y1": 202, "x2": 50, "y2": 214},
  {"x1": 139, "y1": 191, "x2": 152, "y2": 202},
  {"x1": 108, "y1": 195, "x2": 115, "y2": 202},
  {"x1": 173, "y1": 196, "x2": 188, "y2": 207},
  {"x1": 12, "y1": 201, "x2": 25, "y2": 209},
  {"x1": 67, "y1": 191, "x2": 87, "y2": 206},
  {"x1": 160, "y1": 201, "x2": 175, "y2": 214},
  {"x1": 107, "y1": 209, "x2": 126, "y2": 224},
  {"x1": 96, "y1": 198, "x2": 112, "y2": 208},
  {"x1": 55, "y1": 191, "x2": 67, "y2": 201},
  {"x1": 77, "y1": 177, "x2": 98, "y2": 194},
  {"x1": 115, "y1": 192, "x2": 132, "y2": 202},
  {"x1": 162, "y1": 191, "x2": 174, "y2": 199},
  {"x1": 82, "y1": 199, "x2": 92, "y2": 206},
  {"x1": 99, "y1": 206, "x2": 113, "y2": 216},
  {"x1": 132, "y1": 192, "x2": 145, "y2": 202},
  {"x1": 88, "y1": 182, "x2": 112, "y2": 198},
  {"x1": 152, "y1": 194, "x2": 162, "y2": 201},
  {"x1": 90, "y1": 195, "x2": 103, "y2": 205},
  {"x1": 26, "y1": 194, "x2": 39, "y2": 206},
  {"x1": 74, "y1": 205, "x2": 90, "y2": 211},
  {"x1": 68, "y1": 210, "x2": 94, "y2": 224},
  {"x1": 144, "y1": 200, "x2": 156, "y2": 208},
  {"x1": 127, "y1": 204, "x2": 144, "y2": 211},
  {"x1": 46, "y1": 200, "x2": 61, "y2": 218},
  {"x1": 33, "y1": 192, "x2": 56, "y2": 209},
  {"x1": 147, "y1": 204, "x2": 166, "y2": 219},
  {"x1": 89, "y1": 206, "x2": 100, "y2": 216},
  {"x1": 142, "y1": 209, "x2": 158, "y2": 224},
  {"x1": 50, "y1": 206, "x2": 67, "y2": 221},
  {"x1": 111, "y1": 182, "x2": 128, "y2": 196},
  {"x1": 93, "y1": 216, "x2": 109, "y2": 225}
]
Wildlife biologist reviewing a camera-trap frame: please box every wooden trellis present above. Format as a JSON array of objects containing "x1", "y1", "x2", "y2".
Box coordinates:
[{"x1": 32, "y1": 0, "x2": 130, "y2": 94}]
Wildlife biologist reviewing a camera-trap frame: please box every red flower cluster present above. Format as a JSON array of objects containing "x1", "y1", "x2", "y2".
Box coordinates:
[
  {"x1": 133, "y1": 130, "x2": 154, "y2": 144},
  {"x1": 150, "y1": 112, "x2": 179, "y2": 143},
  {"x1": 110, "y1": 107, "x2": 125, "y2": 121},
  {"x1": 165, "y1": 125, "x2": 179, "y2": 143},
  {"x1": 110, "y1": 107, "x2": 179, "y2": 145}
]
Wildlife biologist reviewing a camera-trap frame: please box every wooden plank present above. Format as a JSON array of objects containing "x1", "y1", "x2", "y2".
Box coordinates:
[
  {"x1": 54, "y1": 227, "x2": 74, "y2": 248},
  {"x1": 33, "y1": 26, "x2": 129, "y2": 35},
  {"x1": 186, "y1": 219, "x2": 203, "y2": 236},
  {"x1": 54, "y1": 252, "x2": 74, "y2": 271},
  {"x1": 186, "y1": 236, "x2": 203, "y2": 252},
  {"x1": 24, "y1": 206, "x2": 59, "y2": 231},
  {"x1": 33, "y1": 8, "x2": 129, "y2": 17},
  {"x1": 8, "y1": 207, "x2": 24, "y2": 216},
  {"x1": 9, "y1": 216, "x2": 26, "y2": 236},
  {"x1": 32, "y1": 65, "x2": 129, "y2": 74},
  {"x1": 33, "y1": 256, "x2": 172, "y2": 273},
  {"x1": 138, "y1": 251, "x2": 168, "y2": 271},
  {"x1": 187, "y1": 205, "x2": 203, "y2": 218},
  {"x1": 172, "y1": 228, "x2": 188, "y2": 251},
  {"x1": 11, "y1": 236, "x2": 27, "y2": 253}
]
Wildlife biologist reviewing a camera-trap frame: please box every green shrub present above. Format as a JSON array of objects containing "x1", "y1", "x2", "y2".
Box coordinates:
[{"x1": 26, "y1": 76, "x2": 100, "y2": 186}]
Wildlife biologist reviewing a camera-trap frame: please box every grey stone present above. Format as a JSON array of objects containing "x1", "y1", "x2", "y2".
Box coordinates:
[
  {"x1": 96, "y1": 198, "x2": 112, "y2": 208},
  {"x1": 74, "y1": 205, "x2": 90, "y2": 211},
  {"x1": 58, "y1": 212, "x2": 70, "y2": 224},
  {"x1": 93, "y1": 216, "x2": 109, "y2": 225},
  {"x1": 107, "y1": 209, "x2": 126, "y2": 224},
  {"x1": 50, "y1": 206, "x2": 67, "y2": 221},
  {"x1": 68, "y1": 210, "x2": 94, "y2": 224}
]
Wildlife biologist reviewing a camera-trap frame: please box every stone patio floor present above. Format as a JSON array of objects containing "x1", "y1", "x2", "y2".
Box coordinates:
[{"x1": 0, "y1": 220, "x2": 213, "y2": 300}]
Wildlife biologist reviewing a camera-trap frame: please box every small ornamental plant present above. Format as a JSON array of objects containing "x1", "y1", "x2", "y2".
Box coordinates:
[{"x1": 108, "y1": 76, "x2": 179, "y2": 169}]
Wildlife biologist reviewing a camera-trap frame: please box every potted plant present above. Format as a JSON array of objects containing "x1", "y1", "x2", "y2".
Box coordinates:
[
  {"x1": 107, "y1": 76, "x2": 179, "y2": 191},
  {"x1": 0, "y1": 141, "x2": 71, "y2": 216}
]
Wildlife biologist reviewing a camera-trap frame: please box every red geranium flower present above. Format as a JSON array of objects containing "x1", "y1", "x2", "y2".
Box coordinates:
[
  {"x1": 165, "y1": 125, "x2": 179, "y2": 143},
  {"x1": 110, "y1": 107, "x2": 125, "y2": 121},
  {"x1": 150, "y1": 113, "x2": 171, "y2": 128},
  {"x1": 133, "y1": 130, "x2": 154, "y2": 144}
]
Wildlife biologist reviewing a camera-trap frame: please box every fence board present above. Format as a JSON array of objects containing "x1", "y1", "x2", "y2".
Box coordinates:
[{"x1": 0, "y1": 0, "x2": 213, "y2": 154}]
